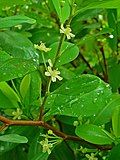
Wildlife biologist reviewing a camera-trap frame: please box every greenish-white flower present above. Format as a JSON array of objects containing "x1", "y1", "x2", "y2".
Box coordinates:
[
  {"x1": 85, "y1": 153, "x2": 98, "y2": 160},
  {"x1": 45, "y1": 59, "x2": 63, "y2": 82},
  {"x1": 34, "y1": 42, "x2": 51, "y2": 52},
  {"x1": 12, "y1": 108, "x2": 23, "y2": 120},
  {"x1": 40, "y1": 138, "x2": 53, "y2": 154},
  {"x1": 60, "y1": 24, "x2": 75, "y2": 39}
]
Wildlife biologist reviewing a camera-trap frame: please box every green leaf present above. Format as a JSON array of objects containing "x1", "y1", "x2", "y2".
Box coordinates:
[
  {"x1": 108, "y1": 58, "x2": 120, "y2": 92},
  {"x1": 78, "y1": 0, "x2": 120, "y2": 10},
  {"x1": 112, "y1": 106, "x2": 120, "y2": 138},
  {"x1": 0, "y1": 81, "x2": 20, "y2": 102},
  {"x1": 0, "y1": 58, "x2": 37, "y2": 82},
  {"x1": 61, "y1": 0, "x2": 70, "y2": 23},
  {"x1": 107, "y1": 9, "x2": 117, "y2": 51},
  {"x1": 31, "y1": 153, "x2": 49, "y2": 160},
  {"x1": 0, "y1": 90, "x2": 18, "y2": 108},
  {"x1": 48, "y1": 141, "x2": 75, "y2": 160},
  {"x1": 75, "y1": 124, "x2": 113, "y2": 145},
  {"x1": 20, "y1": 74, "x2": 31, "y2": 99},
  {"x1": 45, "y1": 74, "x2": 112, "y2": 118},
  {"x1": 108, "y1": 144, "x2": 120, "y2": 160},
  {"x1": 51, "y1": 0, "x2": 61, "y2": 20},
  {"x1": 29, "y1": 71, "x2": 41, "y2": 104},
  {"x1": 44, "y1": 42, "x2": 79, "y2": 66},
  {"x1": 0, "y1": 0, "x2": 30, "y2": 10},
  {"x1": 0, "y1": 134, "x2": 28, "y2": 143},
  {"x1": 0, "y1": 15, "x2": 36, "y2": 29},
  {"x1": 93, "y1": 94, "x2": 120, "y2": 125},
  {"x1": 0, "y1": 31, "x2": 38, "y2": 59}
]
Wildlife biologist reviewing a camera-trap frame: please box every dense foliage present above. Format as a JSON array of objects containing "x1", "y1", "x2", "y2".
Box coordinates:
[{"x1": 0, "y1": 0, "x2": 120, "y2": 159}]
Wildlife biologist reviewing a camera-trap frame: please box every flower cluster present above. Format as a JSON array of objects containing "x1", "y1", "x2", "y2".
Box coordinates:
[
  {"x1": 45, "y1": 59, "x2": 63, "y2": 82},
  {"x1": 60, "y1": 24, "x2": 75, "y2": 39},
  {"x1": 39, "y1": 130, "x2": 62, "y2": 155},
  {"x1": 12, "y1": 108, "x2": 23, "y2": 120},
  {"x1": 34, "y1": 41, "x2": 51, "y2": 52},
  {"x1": 85, "y1": 153, "x2": 98, "y2": 160},
  {"x1": 40, "y1": 138, "x2": 53, "y2": 154}
]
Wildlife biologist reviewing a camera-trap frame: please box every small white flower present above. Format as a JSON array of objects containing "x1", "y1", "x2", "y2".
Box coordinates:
[
  {"x1": 45, "y1": 59, "x2": 63, "y2": 82},
  {"x1": 40, "y1": 138, "x2": 53, "y2": 154},
  {"x1": 98, "y1": 15, "x2": 103, "y2": 21},
  {"x1": 14, "y1": 25, "x2": 22, "y2": 30},
  {"x1": 60, "y1": 24, "x2": 75, "y2": 39},
  {"x1": 12, "y1": 108, "x2": 23, "y2": 120},
  {"x1": 109, "y1": 34, "x2": 114, "y2": 39},
  {"x1": 34, "y1": 42, "x2": 51, "y2": 52}
]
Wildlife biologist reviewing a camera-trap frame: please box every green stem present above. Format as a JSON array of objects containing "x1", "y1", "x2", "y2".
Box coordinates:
[
  {"x1": 41, "y1": 52, "x2": 47, "y2": 69},
  {"x1": 38, "y1": 2, "x2": 76, "y2": 121}
]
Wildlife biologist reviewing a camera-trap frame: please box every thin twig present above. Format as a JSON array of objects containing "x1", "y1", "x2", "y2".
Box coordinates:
[
  {"x1": 0, "y1": 115, "x2": 113, "y2": 151},
  {"x1": 100, "y1": 46, "x2": 108, "y2": 82}
]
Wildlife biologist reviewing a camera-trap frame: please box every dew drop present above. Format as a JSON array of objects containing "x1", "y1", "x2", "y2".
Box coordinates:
[
  {"x1": 81, "y1": 104, "x2": 84, "y2": 108},
  {"x1": 93, "y1": 98, "x2": 97, "y2": 103},
  {"x1": 3, "y1": 72, "x2": 6, "y2": 75},
  {"x1": 65, "y1": 87, "x2": 70, "y2": 90},
  {"x1": 0, "y1": 146, "x2": 4, "y2": 151}
]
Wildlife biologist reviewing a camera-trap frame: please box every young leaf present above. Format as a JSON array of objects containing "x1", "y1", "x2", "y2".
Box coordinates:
[
  {"x1": 20, "y1": 74, "x2": 31, "y2": 99},
  {"x1": 112, "y1": 106, "x2": 120, "y2": 138},
  {"x1": 0, "y1": 15, "x2": 36, "y2": 29},
  {"x1": 75, "y1": 124, "x2": 113, "y2": 145},
  {"x1": 61, "y1": 0, "x2": 70, "y2": 23},
  {"x1": 51, "y1": 0, "x2": 62, "y2": 20},
  {"x1": 0, "y1": 81, "x2": 20, "y2": 102},
  {"x1": 0, "y1": 134, "x2": 28, "y2": 143},
  {"x1": 0, "y1": 90, "x2": 18, "y2": 108}
]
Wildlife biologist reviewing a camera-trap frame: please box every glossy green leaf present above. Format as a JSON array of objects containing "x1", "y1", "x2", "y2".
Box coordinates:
[
  {"x1": 61, "y1": 0, "x2": 70, "y2": 23},
  {"x1": 51, "y1": 0, "x2": 61, "y2": 20},
  {"x1": 107, "y1": 9, "x2": 117, "y2": 51},
  {"x1": 0, "y1": 90, "x2": 18, "y2": 108},
  {"x1": 29, "y1": 71, "x2": 41, "y2": 104},
  {"x1": 0, "y1": 0, "x2": 30, "y2": 10},
  {"x1": 0, "y1": 81, "x2": 20, "y2": 102},
  {"x1": 75, "y1": 124, "x2": 113, "y2": 145},
  {"x1": 31, "y1": 153, "x2": 49, "y2": 160},
  {"x1": 108, "y1": 58, "x2": 120, "y2": 92},
  {"x1": 77, "y1": 0, "x2": 120, "y2": 10},
  {"x1": 0, "y1": 51, "x2": 11, "y2": 65},
  {"x1": 48, "y1": 141, "x2": 75, "y2": 160},
  {"x1": 0, "y1": 15, "x2": 36, "y2": 29},
  {"x1": 0, "y1": 58, "x2": 37, "y2": 82},
  {"x1": 0, "y1": 134, "x2": 28, "y2": 143},
  {"x1": 108, "y1": 144, "x2": 120, "y2": 160},
  {"x1": 112, "y1": 106, "x2": 120, "y2": 138},
  {"x1": 93, "y1": 94, "x2": 120, "y2": 125},
  {"x1": 45, "y1": 74, "x2": 112, "y2": 118},
  {"x1": 0, "y1": 31, "x2": 38, "y2": 59},
  {"x1": 20, "y1": 74, "x2": 31, "y2": 99},
  {"x1": 44, "y1": 42, "x2": 79, "y2": 66}
]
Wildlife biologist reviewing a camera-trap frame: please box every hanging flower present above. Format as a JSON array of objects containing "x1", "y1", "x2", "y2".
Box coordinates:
[
  {"x1": 34, "y1": 41, "x2": 51, "y2": 52},
  {"x1": 45, "y1": 59, "x2": 63, "y2": 82},
  {"x1": 60, "y1": 24, "x2": 75, "y2": 39},
  {"x1": 12, "y1": 108, "x2": 23, "y2": 120},
  {"x1": 40, "y1": 138, "x2": 53, "y2": 154}
]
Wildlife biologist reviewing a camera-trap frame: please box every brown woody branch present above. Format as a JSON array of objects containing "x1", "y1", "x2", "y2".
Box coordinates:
[{"x1": 0, "y1": 115, "x2": 112, "y2": 151}]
